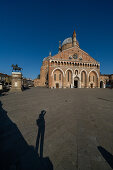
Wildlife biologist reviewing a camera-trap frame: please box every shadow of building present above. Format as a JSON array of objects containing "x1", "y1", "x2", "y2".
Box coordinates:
[
  {"x1": 0, "y1": 101, "x2": 53, "y2": 170},
  {"x1": 98, "y1": 146, "x2": 113, "y2": 169}
]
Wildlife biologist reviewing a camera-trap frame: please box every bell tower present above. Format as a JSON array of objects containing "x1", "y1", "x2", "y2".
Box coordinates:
[{"x1": 72, "y1": 29, "x2": 77, "y2": 47}]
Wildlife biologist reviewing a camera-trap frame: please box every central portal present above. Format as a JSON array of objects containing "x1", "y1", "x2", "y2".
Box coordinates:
[
  {"x1": 56, "y1": 83, "x2": 59, "y2": 88},
  {"x1": 74, "y1": 80, "x2": 78, "y2": 88},
  {"x1": 74, "y1": 77, "x2": 79, "y2": 88}
]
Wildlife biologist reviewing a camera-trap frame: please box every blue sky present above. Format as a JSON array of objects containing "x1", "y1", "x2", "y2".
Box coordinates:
[{"x1": 0, "y1": 0, "x2": 113, "y2": 79}]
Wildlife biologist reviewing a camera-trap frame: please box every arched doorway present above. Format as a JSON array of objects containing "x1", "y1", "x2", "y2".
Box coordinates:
[
  {"x1": 90, "y1": 83, "x2": 93, "y2": 88},
  {"x1": 74, "y1": 77, "x2": 79, "y2": 88},
  {"x1": 74, "y1": 80, "x2": 78, "y2": 88},
  {"x1": 56, "y1": 83, "x2": 59, "y2": 88},
  {"x1": 100, "y1": 81, "x2": 104, "y2": 88}
]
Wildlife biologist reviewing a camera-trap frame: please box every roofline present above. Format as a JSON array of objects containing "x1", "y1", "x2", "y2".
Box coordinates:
[
  {"x1": 0, "y1": 73, "x2": 11, "y2": 77},
  {"x1": 51, "y1": 46, "x2": 99, "y2": 63}
]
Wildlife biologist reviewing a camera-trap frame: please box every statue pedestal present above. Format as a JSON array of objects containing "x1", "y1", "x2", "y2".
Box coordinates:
[
  {"x1": 0, "y1": 83, "x2": 3, "y2": 90},
  {"x1": 10, "y1": 72, "x2": 22, "y2": 92}
]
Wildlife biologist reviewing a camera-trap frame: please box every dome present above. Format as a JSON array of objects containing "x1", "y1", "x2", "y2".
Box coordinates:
[{"x1": 62, "y1": 37, "x2": 72, "y2": 46}]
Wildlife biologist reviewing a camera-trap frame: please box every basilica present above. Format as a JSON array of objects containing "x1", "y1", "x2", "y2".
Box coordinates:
[{"x1": 34, "y1": 30, "x2": 111, "y2": 88}]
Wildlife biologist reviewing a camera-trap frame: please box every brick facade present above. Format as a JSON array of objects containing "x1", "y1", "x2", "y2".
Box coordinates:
[{"x1": 34, "y1": 30, "x2": 112, "y2": 88}]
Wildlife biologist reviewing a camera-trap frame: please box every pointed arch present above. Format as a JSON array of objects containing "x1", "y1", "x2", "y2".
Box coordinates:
[
  {"x1": 88, "y1": 70, "x2": 99, "y2": 88},
  {"x1": 65, "y1": 68, "x2": 73, "y2": 88},
  {"x1": 88, "y1": 70, "x2": 99, "y2": 78},
  {"x1": 65, "y1": 68, "x2": 73, "y2": 75},
  {"x1": 80, "y1": 69, "x2": 87, "y2": 75},
  {"x1": 80, "y1": 70, "x2": 87, "y2": 88},
  {"x1": 51, "y1": 67, "x2": 65, "y2": 76}
]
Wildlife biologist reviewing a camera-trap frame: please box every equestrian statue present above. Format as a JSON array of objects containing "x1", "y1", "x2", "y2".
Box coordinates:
[{"x1": 11, "y1": 64, "x2": 23, "y2": 72}]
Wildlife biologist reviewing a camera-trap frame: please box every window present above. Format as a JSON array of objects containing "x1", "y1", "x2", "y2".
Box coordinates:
[
  {"x1": 46, "y1": 74, "x2": 48, "y2": 80},
  {"x1": 81, "y1": 72, "x2": 83, "y2": 82},
  {"x1": 75, "y1": 70, "x2": 78, "y2": 75},
  {"x1": 73, "y1": 53, "x2": 78, "y2": 59},
  {"x1": 59, "y1": 74, "x2": 61, "y2": 80},
  {"x1": 89, "y1": 76, "x2": 90, "y2": 82},
  {"x1": 68, "y1": 72, "x2": 69, "y2": 82},
  {"x1": 93, "y1": 76, "x2": 94, "y2": 82},
  {"x1": 54, "y1": 74, "x2": 56, "y2": 81}
]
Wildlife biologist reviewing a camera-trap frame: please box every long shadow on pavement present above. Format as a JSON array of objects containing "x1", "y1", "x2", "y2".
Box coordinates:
[
  {"x1": 0, "y1": 101, "x2": 53, "y2": 170},
  {"x1": 97, "y1": 97, "x2": 113, "y2": 102},
  {"x1": 36, "y1": 110, "x2": 46, "y2": 158},
  {"x1": 98, "y1": 146, "x2": 113, "y2": 169}
]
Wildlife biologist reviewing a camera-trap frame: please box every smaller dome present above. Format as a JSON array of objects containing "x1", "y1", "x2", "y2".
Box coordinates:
[{"x1": 62, "y1": 37, "x2": 72, "y2": 46}]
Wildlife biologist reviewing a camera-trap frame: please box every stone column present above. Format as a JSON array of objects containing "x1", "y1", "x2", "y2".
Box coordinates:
[
  {"x1": 86, "y1": 74, "x2": 89, "y2": 88},
  {"x1": 10, "y1": 72, "x2": 22, "y2": 92},
  {"x1": 98, "y1": 78, "x2": 100, "y2": 88},
  {"x1": 63, "y1": 75, "x2": 66, "y2": 88}
]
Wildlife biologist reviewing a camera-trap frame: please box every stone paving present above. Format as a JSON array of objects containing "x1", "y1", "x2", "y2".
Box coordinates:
[{"x1": 0, "y1": 87, "x2": 113, "y2": 170}]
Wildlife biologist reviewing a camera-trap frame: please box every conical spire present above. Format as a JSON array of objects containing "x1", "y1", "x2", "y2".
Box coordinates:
[
  {"x1": 73, "y1": 29, "x2": 76, "y2": 37},
  {"x1": 72, "y1": 29, "x2": 76, "y2": 47},
  {"x1": 49, "y1": 51, "x2": 51, "y2": 56}
]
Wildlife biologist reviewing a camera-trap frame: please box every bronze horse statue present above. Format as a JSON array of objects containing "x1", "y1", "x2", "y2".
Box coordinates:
[{"x1": 11, "y1": 64, "x2": 22, "y2": 72}]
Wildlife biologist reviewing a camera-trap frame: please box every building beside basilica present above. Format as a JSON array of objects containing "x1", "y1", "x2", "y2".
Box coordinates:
[{"x1": 34, "y1": 30, "x2": 112, "y2": 88}]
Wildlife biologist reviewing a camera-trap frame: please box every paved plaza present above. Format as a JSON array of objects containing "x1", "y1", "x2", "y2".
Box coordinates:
[{"x1": 0, "y1": 87, "x2": 113, "y2": 170}]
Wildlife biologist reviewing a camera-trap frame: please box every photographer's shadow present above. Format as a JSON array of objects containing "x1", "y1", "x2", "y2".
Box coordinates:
[
  {"x1": 35, "y1": 110, "x2": 53, "y2": 169},
  {"x1": 36, "y1": 110, "x2": 46, "y2": 158}
]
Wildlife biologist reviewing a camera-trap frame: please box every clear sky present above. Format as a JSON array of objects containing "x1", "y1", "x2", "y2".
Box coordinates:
[{"x1": 0, "y1": 0, "x2": 113, "y2": 79}]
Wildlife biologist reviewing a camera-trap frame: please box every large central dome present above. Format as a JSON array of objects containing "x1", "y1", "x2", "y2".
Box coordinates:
[
  {"x1": 58, "y1": 30, "x2": 80, "y2": 52},
  {"x1": 62, "y1": 37, "x2": 72, "y2": 46}
]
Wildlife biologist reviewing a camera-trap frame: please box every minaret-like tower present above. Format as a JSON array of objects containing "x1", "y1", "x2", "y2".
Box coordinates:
[
  {"x1": 72, "y1": 29, "x2": 77, "y2": 47},
  {"x1": 49, "y1": 51, "x2": 51, "y2": 57}
]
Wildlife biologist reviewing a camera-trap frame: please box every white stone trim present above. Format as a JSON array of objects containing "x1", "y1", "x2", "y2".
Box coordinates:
[
  {"x1": 65, "y1": 68, "x2": 73, "y2": 75},
  {"x1": 12, "y1": 72, "x2": 21, "y2": 75},
  {"x1": 74, "y1": 69, "x2": 79, "y2": 76},
  {"x1": 88, "y1": 69, "x2": 99, "y2": 78},
  {"x1": 80, "y1": 69, "x2": 87, "y2": 75},
  {"x1": 51, "y1": 67, "x2": 65, "y2": 76}
]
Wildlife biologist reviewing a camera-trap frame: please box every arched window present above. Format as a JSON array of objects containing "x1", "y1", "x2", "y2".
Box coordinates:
[
  {"x1": 93, "y1": 76, "x2": 94, "y2": 82},
  {"x1": 68, "y1": 71, "x2": 69, "y2": 82},
  {"x1": 55, "y1": 61, "x2": 57, "y2": 65},
  {"x1": 58, "y1": 62, "x2": 60, "y2": 65},
  {"x1": 89, "y1": 76, "x2": 90, "y2": 82},
  {"x1": 81, "y1": 72, "x2": 83, "y2": 82},
  {"x1": 46, "y1": 73, "x2": 48, "y2": 80},
  {"x1": 75, "y1": 70, "x2": 78, "y2": 75},
  {"x1": 51, "y1": 61, "x2": 54, "y2": 66},
  {"x1": 59, "y1": 74, "x2": 61, "y2": 80}
]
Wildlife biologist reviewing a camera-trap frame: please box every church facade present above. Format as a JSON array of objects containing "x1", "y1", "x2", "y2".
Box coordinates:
[{"x1": 34, "y1": 30, "x2": 110, "y2": 88}]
